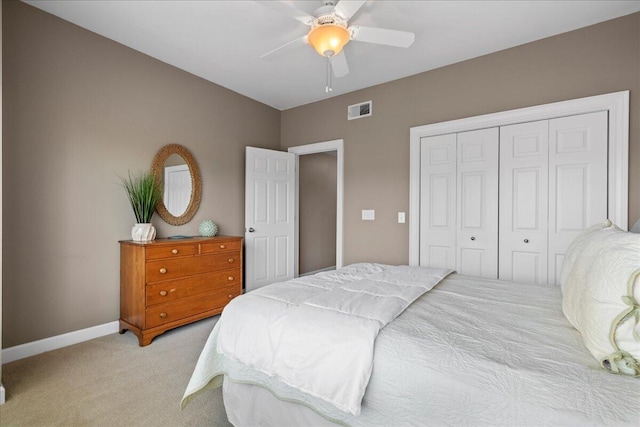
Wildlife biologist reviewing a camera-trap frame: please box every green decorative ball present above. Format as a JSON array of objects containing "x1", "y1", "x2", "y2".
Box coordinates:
[{"x1": 199, "y1": 220, "x2": 218, "y2": 237}]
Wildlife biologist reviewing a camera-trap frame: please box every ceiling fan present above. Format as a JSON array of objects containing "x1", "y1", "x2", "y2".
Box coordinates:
[{"x1": 261, "y1": 0, "x2": 415, "y2": 92}]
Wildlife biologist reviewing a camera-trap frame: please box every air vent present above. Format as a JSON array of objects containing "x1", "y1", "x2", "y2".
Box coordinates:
[{"x1": 348, "y1": 100, "x2": 372, "y2": 120}]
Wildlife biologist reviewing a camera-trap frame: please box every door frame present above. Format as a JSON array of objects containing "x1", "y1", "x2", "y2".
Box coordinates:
[
  {"x1": 409, "y1": 90, "x2": 629, "y2": 265},
  {"x1": 288, "y1": 139, "x2": 344, "y2": 277}
]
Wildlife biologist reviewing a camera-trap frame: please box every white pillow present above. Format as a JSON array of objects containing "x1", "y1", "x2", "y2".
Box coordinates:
[{"x1": 561, "y1": 220, "x2": 640, "y2": 376}]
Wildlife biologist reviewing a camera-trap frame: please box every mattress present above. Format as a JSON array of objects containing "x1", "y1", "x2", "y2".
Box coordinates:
[{"x1": 183, "y1": 268, "x2": 640, "y2": 426}]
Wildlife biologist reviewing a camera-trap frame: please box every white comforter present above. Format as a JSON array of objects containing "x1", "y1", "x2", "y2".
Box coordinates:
[
  {"x1": 216, "y1": 263, "x2": 451, "y2": 415},
  {"x1": 182, "y1": 267, "x2": 640, "y2": 426}
]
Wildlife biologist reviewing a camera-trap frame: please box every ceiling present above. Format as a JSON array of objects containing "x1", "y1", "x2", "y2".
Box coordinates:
[{"x1": 24, "y1": 1, "x2": 640, "y2": 111}]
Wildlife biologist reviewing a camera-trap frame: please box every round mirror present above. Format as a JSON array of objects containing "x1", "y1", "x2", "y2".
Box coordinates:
[{"x1": 151, "y1": 144, "x2": 202, "y2": 226}]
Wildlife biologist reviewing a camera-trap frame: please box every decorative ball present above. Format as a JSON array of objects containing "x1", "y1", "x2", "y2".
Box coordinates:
[{"x1": 199, "y1": 220, "x2": 218, "y2": 237}]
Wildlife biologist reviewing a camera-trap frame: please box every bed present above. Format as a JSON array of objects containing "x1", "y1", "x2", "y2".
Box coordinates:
[{"x1": 182, "y1": 224, "x2": 640, "y2": 426}]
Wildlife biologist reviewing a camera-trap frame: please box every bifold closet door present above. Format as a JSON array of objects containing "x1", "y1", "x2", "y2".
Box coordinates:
[
  {"x1": 419, "y1": 129, "x2": 498, "y2": 276},
  {"x1": 419, "y1": 134, "x2": 457, "y2": 270},
  {"x1": 547, "y1": 111, "x2": 608, "y2": 285},
  {"x1": 456, "y1": 128, "x2": 499, "y2": 278},
  {"x1": 499, "y1": 120, "x2": 550, "y2": 285},
  {"x1": 499, "y1": 111, "x2": 608, "y2": 285}
]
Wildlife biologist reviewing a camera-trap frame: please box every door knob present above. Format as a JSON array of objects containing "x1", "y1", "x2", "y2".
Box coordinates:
[
  {"x1": 470, "y1": 237, "x2": 476, "y2": 241},
  {"x1": 524, "y1": 239, "x2": 529, "y2": 243},
  {"x1": 248, "y1": 227, "x2": 255, "y2": 233}
]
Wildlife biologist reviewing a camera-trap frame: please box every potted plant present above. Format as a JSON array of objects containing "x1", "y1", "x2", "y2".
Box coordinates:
[{"x1": 120, "y1": 170, "x2": 162, "y2": 242}]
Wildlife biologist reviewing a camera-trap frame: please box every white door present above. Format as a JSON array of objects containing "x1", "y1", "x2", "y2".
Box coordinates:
[
  {"x1": 499, "y1": 120, "x2": 549, "y2": 285},
  {"x1": 547, "y1": 111, "x2": 608, "y2": 284},
  {"x1": 456, "y1": 128, "x2": 499, "y2": 278},
  {"x1": 419, "y1": 134, "x2": 457, "y2": 269},
  {"x1": 164, "y1": 164, "x2": 192, "y2": 217},
  {"x1": 245, "y1": 147, "x2": 296, "y2": 292}
]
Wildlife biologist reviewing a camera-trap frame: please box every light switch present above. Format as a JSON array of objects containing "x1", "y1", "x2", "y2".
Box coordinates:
[
  {"x1": 362, "y1": 209, "x2": 375, "y2": 220},
  {"x1": 398, "y1": 212, "x2": 406, "y2": 223}
]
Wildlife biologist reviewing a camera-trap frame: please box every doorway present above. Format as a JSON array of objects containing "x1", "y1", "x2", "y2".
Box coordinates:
[{"x1": 288, "y1": 139, "x2": 344, "y2": 277}]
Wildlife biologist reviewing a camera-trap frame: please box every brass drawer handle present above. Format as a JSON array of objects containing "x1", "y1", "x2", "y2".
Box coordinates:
[
  {"x1": 227, "y1": 276, "x2": 234, "y2": 281},
  {"x1": 159, "y1": 312, "x2": 167, "y2": 319},
  {"x1": 220, "y1": 244, "x2": 226, "y2": 249},
  {"x1": 159, "y1": 268, "x2": 167, "y2": 274},
  {"x1": 228, "y1": 258, "x2": 234, "y2": 263},
  {"x1": 159, "y1": 290, "x2": 167, "y2": 297},
  {"x1": 228, "y1": 294, "x2": 234, "y2": 299},
  {"x1": 172, "y1": 249, "x2": 179, "y2": 254}
]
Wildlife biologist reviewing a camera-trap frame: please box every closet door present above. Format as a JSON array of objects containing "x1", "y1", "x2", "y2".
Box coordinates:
[
  {"x1": 548, "y1": 111, "x2": 608, "y2": 284},
  {"x1": 456, "y1": 128, "x2": 499, "y2": 278},
  {"x1": 419, "y1": 134, "x2": 456, "y2": 269},
  {"x1": 499, "y1": 120, "x2": 549, "y2": 285}
]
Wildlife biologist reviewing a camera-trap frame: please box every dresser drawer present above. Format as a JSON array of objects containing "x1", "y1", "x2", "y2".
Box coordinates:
[
  {"x1": 146, "y1": 251, "x2": 241, "y2": 283},
  {"x1": 201, "y1": 240, "x2": 242, "y2": 254},
  {"x1": 146, "y1": 269, "x2": 241, "y2": 306},
  {"x1": 145, "y1": 286, "x2": 241, "y2": 329},
  {"x1": 146, "y1": 244, "x2": 199, "y2": 260}
]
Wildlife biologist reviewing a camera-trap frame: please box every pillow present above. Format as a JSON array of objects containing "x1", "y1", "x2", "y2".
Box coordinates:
[{"x1": 561, "y1": 219, "x2": 640, "y2": 376}]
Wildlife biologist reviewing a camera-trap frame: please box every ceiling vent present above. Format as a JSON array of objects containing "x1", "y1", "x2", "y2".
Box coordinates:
[{"x1": 348, "y1": 100, "x2": 372, "y2": 120}]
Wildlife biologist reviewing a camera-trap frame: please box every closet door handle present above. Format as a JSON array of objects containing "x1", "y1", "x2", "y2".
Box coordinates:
[
  {"x1": 470, "y1": 237, "x2": 476, "y2": 241},
  {"x1": 524, "y1": 239, "x2": 529, "y2": 244}
]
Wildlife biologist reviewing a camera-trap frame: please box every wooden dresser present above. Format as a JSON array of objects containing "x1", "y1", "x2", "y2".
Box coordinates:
[{"x1": 119, "y1": 236, "x2": 243, "y2": 346}]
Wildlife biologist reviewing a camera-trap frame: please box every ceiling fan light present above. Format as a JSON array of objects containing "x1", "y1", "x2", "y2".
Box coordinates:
[{"x1": 308, "y1": 24, "x2": 350, "y2": 57}]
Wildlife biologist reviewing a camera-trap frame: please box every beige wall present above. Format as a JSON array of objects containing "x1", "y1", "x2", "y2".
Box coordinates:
[
  {"x1": 281, "y1": 12, "x2": 640, "y2": 267},
  {"x1": 2, "y1": 1, "x2": 280, "y2": 347},
  {"x1": 299, "y1": 153, "x2": 337, "y2": 274}
]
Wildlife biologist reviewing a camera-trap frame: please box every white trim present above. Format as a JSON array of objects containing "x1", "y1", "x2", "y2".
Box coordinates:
[
  {"x1": 289, "y1": 139, "x2": 345, "y2": 274},
  {"x1": 0, "y1": 385, "x2": 5, "y2": 405},
  {"x1": 409, "y1": 91, "x2": 629, "y2": 265},
  {"x1": 1, "y1": 321, "x2": 119, "y2": 364}
]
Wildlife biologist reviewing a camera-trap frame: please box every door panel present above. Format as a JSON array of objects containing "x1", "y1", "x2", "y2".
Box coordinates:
[
  {"x1": 456, "y1": 128, "x2": 499, "y2": 278},
  {"x1": 499, "y1": 120, "x2": 549, "y2": 285},
  {"x1": 245, "y1": 147, "x2": 295, "y2": 292},
  {"x1": 548, "y1": 111, "x2": 608, "y2": 284},
  {"x1": 420, "y1": 134, "x2": 456, "y2": 269}
]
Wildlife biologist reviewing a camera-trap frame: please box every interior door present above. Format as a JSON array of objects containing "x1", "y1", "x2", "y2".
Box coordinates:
[
  {"x1": 547, "y1": 111, "x2": 608, "y2": 284},
  {"x1": 456, "y1": 128, "x2": 499, "y2": 278},
  {"x1": 499, "y1": 120, "x2": 549, "y2": 285},
  {"x1": 163, "y1": 164, "x2": 191, "y2": 217},
  {"x1": 419, "y1": 134, "x2": 457, "y2": 269},
  {"x1": 245, "y1": 147, "x2": 296, "y2": 292}
]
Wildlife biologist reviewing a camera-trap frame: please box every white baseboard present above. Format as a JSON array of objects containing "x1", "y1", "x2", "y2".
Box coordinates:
[
  {"x1": 1, "y1": 321, "x2": 120, "y2": 364},
  {"x1": 0, "y1": 383, "x2": 5, "y2": 404},
  {"x1": 300, "y1": 265, "x2": 336, "y2": 277}
]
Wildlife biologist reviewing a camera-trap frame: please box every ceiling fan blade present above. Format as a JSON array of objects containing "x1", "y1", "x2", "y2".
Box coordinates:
[
  {"x1": 260, "y1": 1, "x2": 315, "y2": 26},
  {"x1": 333, "y1": 0, "x2": 366, "y2": 21},
  {"x1": 350, "y1": 26, "x2": 415, "y2": 48},
  {"x1": 261, "y1": 35, "x2": 307, "y2": 58},
  {"x1": 330, "y1": 51, "x2": 349, "y2": 77}
]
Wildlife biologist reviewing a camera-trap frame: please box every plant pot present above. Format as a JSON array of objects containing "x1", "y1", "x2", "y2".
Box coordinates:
[{"x1": 131, "y1": 223, "x2": 156, "y2": 242}]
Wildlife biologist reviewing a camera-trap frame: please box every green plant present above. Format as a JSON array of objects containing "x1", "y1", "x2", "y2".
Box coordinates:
[{"x1": 120, "y1": 170, "x2": 162, "y2": 223}]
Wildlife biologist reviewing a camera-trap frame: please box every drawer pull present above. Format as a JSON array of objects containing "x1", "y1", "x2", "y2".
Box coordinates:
[
  {"x1": 228, "y1": 276, "x2": 234, "y2": 281},
  {"x1": 228, "y1": 294, "x2": 234, "y2": 299},
  {"x1": 172, "y1": 249, "x2": 179, "y2": 254},
  {"x1": 159, "y1": 290, "x2": 167, "y2": 297},
  {"x1": 220, "y1": 244, "x2": 226, "y2": 249},
  {"x1": 159, "y1": 312, "x2": 167, "y2": 319},
  {"x1": 228, "y1": 258, "x2": 234, "y2": 263},
  {"x1": 159, "y1": 268, "x2": 167, "y2": 274}
]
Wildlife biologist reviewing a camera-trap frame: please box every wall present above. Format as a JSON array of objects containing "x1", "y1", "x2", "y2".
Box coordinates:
[
  {"x1": 2, "y1": 1, "x2": 280, "y2": 348},
  {"x1": 0, "y1": 0, "x2": 4, "y2": 404},
  {"x1": 281, "y1": 12, "x2": 640, "y2": 266},
  {"x1": 299, "y1": 152, "x2": 337, "y2": 274}
]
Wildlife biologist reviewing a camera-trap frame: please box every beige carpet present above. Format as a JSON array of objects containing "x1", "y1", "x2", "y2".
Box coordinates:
[{"x1": 0, "y1": 316, "x2": 231, "y2": 426}]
